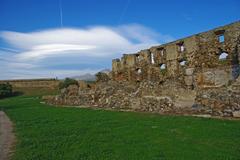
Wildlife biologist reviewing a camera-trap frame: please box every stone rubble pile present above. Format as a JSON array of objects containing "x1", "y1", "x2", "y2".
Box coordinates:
[
  {"x1": 195, "y1": 77, "x2": 240, "y2": 117},
  {"x1": 43, "y1": 74, "x2": 240, "y2": 118}
]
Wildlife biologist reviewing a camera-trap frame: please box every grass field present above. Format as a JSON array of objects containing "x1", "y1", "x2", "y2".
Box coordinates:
[{"x1": 0, "y1": 96, "x2": 240, "y2": 160}]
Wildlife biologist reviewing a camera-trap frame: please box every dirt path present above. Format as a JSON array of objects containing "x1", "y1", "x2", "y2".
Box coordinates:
[{"x1": 0, "y1": 111, "x2": 15, "y2": 160}]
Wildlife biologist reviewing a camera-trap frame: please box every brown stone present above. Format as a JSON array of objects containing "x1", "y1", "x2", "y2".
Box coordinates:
[
  {"x1": 184, "y1": 76, "x2": 193, "y2": 86},
  {"x1": 233, "y1": 111, "x2": 240, "y2": 118}
]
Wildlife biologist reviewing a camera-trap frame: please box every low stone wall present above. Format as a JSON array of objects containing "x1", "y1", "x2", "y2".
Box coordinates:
[
  {"x1": 0, "y1": 78, "x2": 60, "y2": 89},
  {"x1": 43, "y1": 75, "x2": 240, "y2": 118},
  {"x1": 139, "y1": 96, "x2": 174, "y2": 113},
  {"x1": 195, "y1": 78, "x2": 240, "y2": 117}
]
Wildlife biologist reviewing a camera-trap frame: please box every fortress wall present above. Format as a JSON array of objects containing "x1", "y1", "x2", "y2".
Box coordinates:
[
  {"x1": 0, "y1": 79, "x2": 60, "y2": 89},
  {"x1": 112, "y1": 21, "x2": 240, "y2": 88}
]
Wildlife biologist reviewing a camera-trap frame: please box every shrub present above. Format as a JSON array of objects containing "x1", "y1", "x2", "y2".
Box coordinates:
[
  {"x1": 59, "y1": 78, "x2": 78, "y2": 89},
  {"x1": 0, "y1": 83, "x2": 13, "y2": 98},
  {"x1": 95, "y1": 72, "x2": 110, "y2": 82}
]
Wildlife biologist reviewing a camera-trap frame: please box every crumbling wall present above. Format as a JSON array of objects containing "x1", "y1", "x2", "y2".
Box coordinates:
[
  {"x1": 0, "y1": 78, "x2": 60, "y2": 89},
  {"x1": 44, "y1": 21, "x2": 240, "y2": 118},
  {"x1": 194, "y1": 77, "x2": 240, "y2": 117},
  {"x1": 112, "y1": 21, "x2": 240, "y2": 85}
]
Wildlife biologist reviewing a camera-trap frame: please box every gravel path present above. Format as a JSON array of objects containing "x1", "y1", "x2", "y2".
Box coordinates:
[{"x1": 0, "y1": 111, "x2": 15, "y2": 160}]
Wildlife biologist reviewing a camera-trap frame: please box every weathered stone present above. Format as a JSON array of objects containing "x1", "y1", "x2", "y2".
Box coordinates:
[
  {"x1": 202, "y1": 71, "x2": 215, "y2": 85},
  {"x1": 185, "y1": 68, "x2": 194, "y2": 76},
  {"x1": 184, "y1": 76, "x2": 193, "y2": 86},
  {"x1": 43, "y1": 21, "x2": 240, "y2": 118},
  {"x1": 233, "y1": 111, "x2": 240, "y2": 118},
  {"x1": 0, "y1": 78, "x2": 59, "y2": 89},
  {"x1": 214, "y1": 70, "x2": 230, "y2": 86}
]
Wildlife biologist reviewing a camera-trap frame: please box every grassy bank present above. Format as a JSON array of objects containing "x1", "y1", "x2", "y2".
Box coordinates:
[{"x1": 0, "y1": 96, "x2": 240, "y2": 160}]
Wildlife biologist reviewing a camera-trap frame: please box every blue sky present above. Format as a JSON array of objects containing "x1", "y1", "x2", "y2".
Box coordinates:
[{"x1": 0, "y1": 0, "x2": 239, "y2": 79}]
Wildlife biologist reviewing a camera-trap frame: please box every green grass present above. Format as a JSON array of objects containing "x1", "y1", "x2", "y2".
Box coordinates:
[{"x1": 0, "y1": 96, "x2": 240, "y2": 160}]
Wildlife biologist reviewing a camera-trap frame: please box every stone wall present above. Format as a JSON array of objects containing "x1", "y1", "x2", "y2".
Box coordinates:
[
  {"x1": 112, "y1": 21, "x2": 240, "y2": 84},
  {"x1": 44, "y1": 21, "x2": 240, "y2": 118},
  {"x1": 0, "y1": 78, "x2": 60, "y2": 89}
]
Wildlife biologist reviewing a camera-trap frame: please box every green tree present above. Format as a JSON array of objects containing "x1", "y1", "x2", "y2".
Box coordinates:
[
  {"x1": 59, "y1": 78, "x2": 78, "y2": 89},
  {"x1": 0, "y1": 83, "x2": 13, "y2": 98}
]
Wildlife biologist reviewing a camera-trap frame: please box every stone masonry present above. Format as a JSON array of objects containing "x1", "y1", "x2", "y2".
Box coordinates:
[
  {"x1": 44, "y1": 21, "x2": 240, "y2": 118},
  {"x1": 0, "y1": 78, "x2": 59, "y2": 89}
]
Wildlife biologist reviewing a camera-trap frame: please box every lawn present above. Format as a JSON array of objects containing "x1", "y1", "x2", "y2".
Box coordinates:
[{"x1": 0, "y1": 96, "x2": 240, "y2": 160}]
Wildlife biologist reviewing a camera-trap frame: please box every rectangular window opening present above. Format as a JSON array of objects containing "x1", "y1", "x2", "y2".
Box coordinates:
[
  {"x1": 219, "y1": 34, "x2": 224, "y2": 43},
  {"x1": 180, "y1": 45, "x2": 185, "y2": 52},
  {"x1": 157, "y1": 47, "x2": 165, "y2": 56},
  {"x1": 150, "y1": 53, "x2": 155, "y2": 64},
  {"x1": 177, "y1": 42, "x2": 185, "y2": 52}
]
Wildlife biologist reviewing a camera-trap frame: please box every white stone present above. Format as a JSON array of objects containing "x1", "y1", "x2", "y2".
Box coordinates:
[
  {"x1": 185, "y1": 68, "x2": 194, "y2": 76},
  {"x1": 233, "y1": 111, "x2": 240, "y2": 118}
]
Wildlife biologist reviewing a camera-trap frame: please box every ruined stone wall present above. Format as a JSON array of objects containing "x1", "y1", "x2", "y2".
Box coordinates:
[
  {"x1": 0, "y1": 79, "x2": 60, "y2": 89},
  {"x1": 44, "y1": 21, "x2": 240, "y2": 118},
  {"x1": 112, "y1": 21, "x2": 240, "y2": 86}
]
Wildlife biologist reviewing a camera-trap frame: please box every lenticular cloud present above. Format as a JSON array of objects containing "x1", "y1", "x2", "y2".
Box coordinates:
[
  {"x1": 0, "y1": 24, "x2": 174, "y2": 79},
  {"x1": 0, "y1": 24, "x2": 172, "y2": 60}
]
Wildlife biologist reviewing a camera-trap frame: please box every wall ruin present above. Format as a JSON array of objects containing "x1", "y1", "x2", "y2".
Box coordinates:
[
  {"x1": 0, "y1": 79, "x2": 60, "y2": 89},
  {"x1": 112, "y1": 21, "x2": 240, "y2": 86},
  {"x1": 44, "y1": 21, "x2": 240, "y2": 118}
]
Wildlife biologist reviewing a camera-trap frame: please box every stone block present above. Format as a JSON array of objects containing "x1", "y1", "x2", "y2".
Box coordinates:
[
  {"x1": 184, "y1": 76, "x2": 193, "y2": 86},
  {"x1": 185, "y1": 68, "x2": 194, "y2": 76},
  {"x1": 233, "y1": 111, "x2": 240, "y2": 118},
  {"x1": 203, "y1": 71, "x2": 215, "y2": 84},
  {"x1": 214, "y1": 70, "x2": 229, "y2": 86}
]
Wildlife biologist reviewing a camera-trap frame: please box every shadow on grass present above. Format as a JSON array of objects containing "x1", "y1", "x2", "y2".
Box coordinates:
[{"x1": 0, "y1": 92, "x2": 25, "y2": 111}]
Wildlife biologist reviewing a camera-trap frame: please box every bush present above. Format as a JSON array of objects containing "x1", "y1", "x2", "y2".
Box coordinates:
[
  {"x1": 0, "y1": 83, "x2": 13, "y2": 98},
  {"x1": 95, "y1": 72, "x2": 110, "y2": 82},
  {"x1": 59, "y1": 78, "x2": 78, "y2": 89}
]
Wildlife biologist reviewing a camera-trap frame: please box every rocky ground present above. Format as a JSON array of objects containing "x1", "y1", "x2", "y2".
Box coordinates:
[{"x1": 43, "y1": 73, "x2": 240, "y2": 118}]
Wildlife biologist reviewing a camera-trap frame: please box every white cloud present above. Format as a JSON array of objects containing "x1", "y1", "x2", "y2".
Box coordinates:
[
  {"x1": 1, "y1": 26, "x2": 133, "y2": 60},
  {"x1": 115, "y1": 24, "x2": 174, "y2": 43},
  {"x1": 0, "y1": 24, "x2": 174, "y2": 80},
  {"x1": 16, "y1": 44, "x2": 96, "y2": 60}
]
